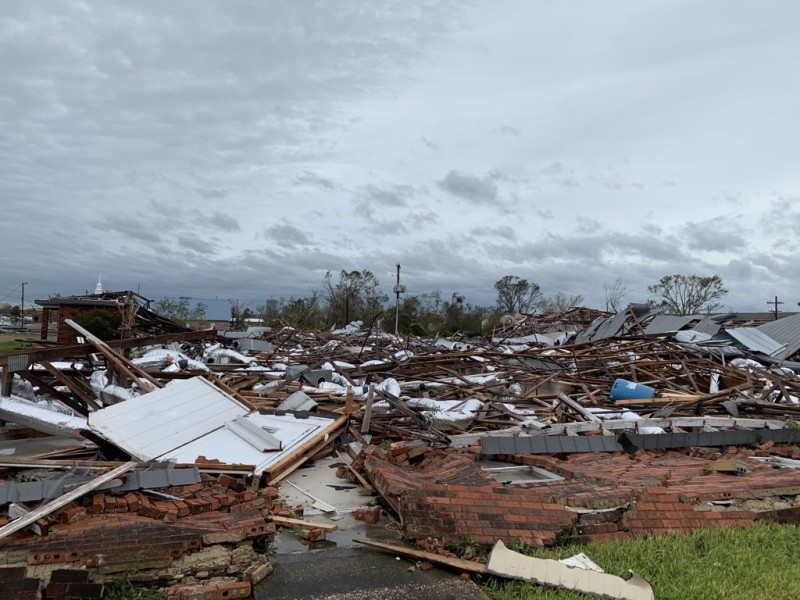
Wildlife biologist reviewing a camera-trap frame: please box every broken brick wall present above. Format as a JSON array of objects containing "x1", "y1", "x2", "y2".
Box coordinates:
[{"x1": 366, "y1": 447, "x2": 800, "y2": 547}]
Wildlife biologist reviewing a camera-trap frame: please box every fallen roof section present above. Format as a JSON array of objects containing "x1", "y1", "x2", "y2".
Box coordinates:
[{"x1": 87, "y1": 376, "x2": 250, "y2": 460}]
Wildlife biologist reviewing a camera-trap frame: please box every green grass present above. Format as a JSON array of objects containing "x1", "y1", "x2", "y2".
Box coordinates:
[
  {"x1": 0, "y1": 340, "x2": 28, "y2": 352},
  {"x1": 482, "y1": 524, "x2": 800, "y2": 600}
]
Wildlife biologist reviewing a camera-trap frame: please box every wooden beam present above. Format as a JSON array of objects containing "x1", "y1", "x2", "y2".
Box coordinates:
[
  {"x1": 38, "y1": 360, "x2": 101, "y2": 411},
  {"x1": 335, "y1": 450, "x2": 374, "y2": 493},
  {"x1": 0, "y1": 461, "x2": 137, "y2": 540},
  {"x1": 353, "y1": 538, "x2": 487, "y2": 574},
  {"x1": 266, "y1": 415, "x2": 347, "y2": 485},
  {"x1": 1, "y1": 366, "x2": 13, "y2": 397},
  {"x1": 16, "y1": 371, "x2": 89, "y2": 416},
  {"x1": 361, "y1": 383, "x2": 375, "y2": 434},
  {"x1": 0, "y1": 330, "x2": 217, "y2": 369},
  {"x1": 8, "y1": 504, "x2": 49, "y2": 536},
  {"x1": 65, "y1": 319, "x2": 163, "y2": 392},
  {"x1": 270, "y1": 515, "x2": 337, "y2": 532},
  {"x1": 558, "y1": 393, "x2": 601, "y2": 423}
]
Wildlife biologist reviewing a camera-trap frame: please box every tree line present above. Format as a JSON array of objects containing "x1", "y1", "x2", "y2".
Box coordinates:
[{"x1": 154, "y1": 271, "x2": 729, "y2": 335}]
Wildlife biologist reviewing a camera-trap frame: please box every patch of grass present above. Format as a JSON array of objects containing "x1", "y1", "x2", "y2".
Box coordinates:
[
  {"x1": 102, "y1": 551, "x2": 166, "y2": 600},
  {"x1": 483, "y1": 524, "x2": 800, "y2": 600},
  {"x1": 0, "y1": 339, "x2": 28, "y2": 352}
]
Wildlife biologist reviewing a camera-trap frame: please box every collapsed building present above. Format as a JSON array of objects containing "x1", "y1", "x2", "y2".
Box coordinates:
[{"x1": 2, "y1": 293, "x2": 800, "y2": 598}]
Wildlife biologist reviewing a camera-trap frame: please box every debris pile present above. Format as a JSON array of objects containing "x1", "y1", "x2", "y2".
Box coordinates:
[{"x1": 3, "y1": 297, "x2": 800, "y2": 597}]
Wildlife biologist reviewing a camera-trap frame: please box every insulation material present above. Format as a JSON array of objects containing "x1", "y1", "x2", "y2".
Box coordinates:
[{"x1": 0, "y1": 395, "x2": 87, "y2": 439}]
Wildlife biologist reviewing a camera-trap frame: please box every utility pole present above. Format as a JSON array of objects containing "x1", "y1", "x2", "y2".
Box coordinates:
[
  {"x1": 393, "y1": 264, "x2": 405, "y2": 337},
  {"x1": 767, "y1": 295, "x2": 783, "y2": 320},
  {"x1": 20, "y1": 281, "x2": 27, "y2": 329}
]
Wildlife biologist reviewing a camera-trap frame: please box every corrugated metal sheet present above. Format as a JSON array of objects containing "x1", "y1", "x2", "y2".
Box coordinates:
[
  {"x1": 88, "y1": 377, "x2": 249, "y2": 461},
  {"x1": 575, "y1": 311, "x2": 628, "y2": 343},
  {"x1": 691, "y1": 316, "x2": 723, "y2": 336},
  {"x1": 644, "y1": 315, "x2": 698, "y2": 335},
  {"x1": 757, "y1": 313, "x2": 800, "y2": 360},
  {"x1": 726, "y1": 327, "x2": 786, "y2": 357}
]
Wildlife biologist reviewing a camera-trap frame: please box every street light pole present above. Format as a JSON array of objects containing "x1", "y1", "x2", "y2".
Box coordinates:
[
  {"x1": 393, "y1": 264, "x2": 405, "y2": 337},
  {"x1": 20, "y1": 281, "x2": 27, "y2": 329}
]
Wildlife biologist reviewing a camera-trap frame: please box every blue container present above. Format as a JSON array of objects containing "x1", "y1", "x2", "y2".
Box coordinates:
[{"x1": 610, "y1": 378, "x2": 656, "y2": 402}]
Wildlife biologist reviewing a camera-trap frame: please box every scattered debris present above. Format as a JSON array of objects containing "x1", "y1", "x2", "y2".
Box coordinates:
[{"x1": 3, "y1": 298, "x2": 800, "y2": 597}]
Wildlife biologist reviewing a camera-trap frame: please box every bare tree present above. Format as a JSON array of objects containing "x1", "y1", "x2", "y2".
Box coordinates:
[
  {"x1": 494, "y1": 275, "x2": 542, "y2": 314},
  {"x1": 647, "y1": 274, "x2": 727, "y2": 315},
  {"x1": 602, "y1": 277, "x2": 630, "y2": 312},
  {"x1": 537, "y1": 292, "x2": 584, "y2": 316},
  {"x1": 323, "y1": 270, "x2": 387, "y2": 326}
]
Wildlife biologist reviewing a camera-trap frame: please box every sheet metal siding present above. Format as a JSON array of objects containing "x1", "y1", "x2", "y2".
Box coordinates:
[
  {"x1": 758, "y1": 313, "x2": 800, "y2": 360},
  {"x1": 643, "y1": 315, "x2": 697, "y2": 335},
  {"x1": 88, "y1": 377, "x2": 248, "y2": 460},
  {"x1": 575, "y1": 312, "x2": 627, "y2": 343},
  {"x1": 691, "y1": 317, "x2": 722, "y2": 336},
  {"x1": 726, "y1": 327, "x2": 786, "y2": 357}
]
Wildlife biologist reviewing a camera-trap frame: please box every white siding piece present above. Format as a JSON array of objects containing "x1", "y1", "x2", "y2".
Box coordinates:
[
  {"x1": 487, "y1": 540, "x2": 654, "y2": 600},
  {"x1": 224, "y1": 415, "x2": 282, "y2": 451},
  {"x1": 159, "y1": 412, "x2": 336, "y2": 475},
  {"x1": 88, "y1": 377, "x2": 249, "y2": 460}
]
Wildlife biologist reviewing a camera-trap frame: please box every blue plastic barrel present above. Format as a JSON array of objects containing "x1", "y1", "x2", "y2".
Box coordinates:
[{"x1": 610, "y1": 378, "x2": 656, "y2": 402}]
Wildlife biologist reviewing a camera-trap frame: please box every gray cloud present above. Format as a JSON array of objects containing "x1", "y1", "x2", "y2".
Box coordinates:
[
  {"x1": 209, "y1": 212, "x2": 241, "y2": 232},
  {"x1": 469, "y1": 225, "x2": 517, "y2": 241},
  {"x1": 681, "y1": 218, "x2": 747, "y2": 252},
  {"x1": 497, "y1": 125, "x2": 521, "y2": 136},
  {"x1": 437, "y1": 170, "x2": 500, "y2": 205},
  {"x1": 295, "y1": 171, "x2": 338, "y2": 190},
  {"x1": 3, "y1": 1, "x2": 799, "y2": 314},
  {"x1": 361, "y1": 184, "x2": 415, "y2": 206},
  {"x1": 264, "y1": 224, "x2": 314, "y2": 248}
]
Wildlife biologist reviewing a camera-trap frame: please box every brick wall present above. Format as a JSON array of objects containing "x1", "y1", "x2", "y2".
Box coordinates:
[{"x1": 365, "y1": 446, "x2": 800, "y2": 547}]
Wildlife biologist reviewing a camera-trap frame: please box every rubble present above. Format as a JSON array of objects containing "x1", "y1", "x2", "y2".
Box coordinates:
[{"x1": 3, "y1": 297, "x2": 800, "y2": 596}]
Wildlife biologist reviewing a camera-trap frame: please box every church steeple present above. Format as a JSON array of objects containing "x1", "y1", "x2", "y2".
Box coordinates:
[{"x1": 94, "y1": 274, "x2": 104, "y2": 295}]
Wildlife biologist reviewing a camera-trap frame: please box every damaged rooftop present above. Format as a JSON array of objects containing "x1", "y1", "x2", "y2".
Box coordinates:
[{"x1": 2, "y1": 290, "x2": 800, "y2": 598}]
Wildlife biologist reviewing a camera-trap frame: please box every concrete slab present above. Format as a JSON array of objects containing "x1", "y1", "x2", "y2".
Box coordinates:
[
  {"x1": 255, "y1": 546, "x2": 490, "y2": 600},
  {"x1": 274, "y1": 455, "x2": 399, "y2": 553}
]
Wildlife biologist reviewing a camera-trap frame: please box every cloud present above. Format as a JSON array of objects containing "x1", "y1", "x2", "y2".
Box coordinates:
[
  {"x1": 469, "y1": 225, "x2": 517, "y2": 241},
  {"x1": 360, "y1": 184, "x2": 415, "y2": 206},
  {"x1": 421, "y1": 136, "x2": 438, "y2": 149},
  {"x1": 196, "y1": 188, "x2": 230, "y2": 199},
  {"x1": 681, "y1": 218, "x2": 747, "y2": 252},
  {"x1": 437, "y1": 170, "x2": 500, "y2": 205},
  {"x1": 96, "y1": 216, "x2": 163, "y2": 244},
  {"x1": 263, "y1": 224, "x2": 314, "y2": 248},
  {"x1": 3, "y1": 1, "x2": 799, "y2": 315},
  {"x1": 497, "y1": 125, "x2": 521, "y2": 136},
  {"x1": 209, "y1": 212, "x2": 240, "y2": 232},
  {"x1": 295, "y1": 171, "x2": 338, "y2": 190}
]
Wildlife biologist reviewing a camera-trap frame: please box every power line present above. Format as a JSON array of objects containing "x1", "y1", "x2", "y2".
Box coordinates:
[{"x1": 0, "y1": 284, "x2": 21, "y2": 303}]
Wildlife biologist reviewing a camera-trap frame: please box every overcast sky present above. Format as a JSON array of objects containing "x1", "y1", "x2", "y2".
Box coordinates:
[{"x1": 2, "y1": 1, "x2": 799, "y2": 315}]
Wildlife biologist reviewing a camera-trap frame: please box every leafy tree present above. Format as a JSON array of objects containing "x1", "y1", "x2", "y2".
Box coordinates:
[
  {"x1": 73, "y1": 309, "x2": 121, "y2": 340},
  {"x1": 494, "y1": 275, "x2": 542, "y2": 314},
  {"x1": 323, "y1": 270, "x2": 388, "y2": 327},
  {"x1": 396, "y1": 291, "x2": 447, "y2": 335},
  {"x1": 257, "y1": 294, "x2": 325, "y2": 329},
  {"x1": 152, "y1": 297, "x2": 208, "y2": 325},
  {"x1": 280, "y1": 294, "x2": 325, "y2": 329},
  {"x1": 537, "y1": 292, "x2": 584, "y2": 316},
  {"x1": 647, "y1": 274, "x2": 727, "y2": 315},
  {"x1": 602, "y1": 277, "x2": 630, "y2": 312}
]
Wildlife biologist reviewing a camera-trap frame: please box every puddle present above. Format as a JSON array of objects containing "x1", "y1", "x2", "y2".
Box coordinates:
[{"x1": 274, "y1": 515, "x2": 403, "y2": 555}]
